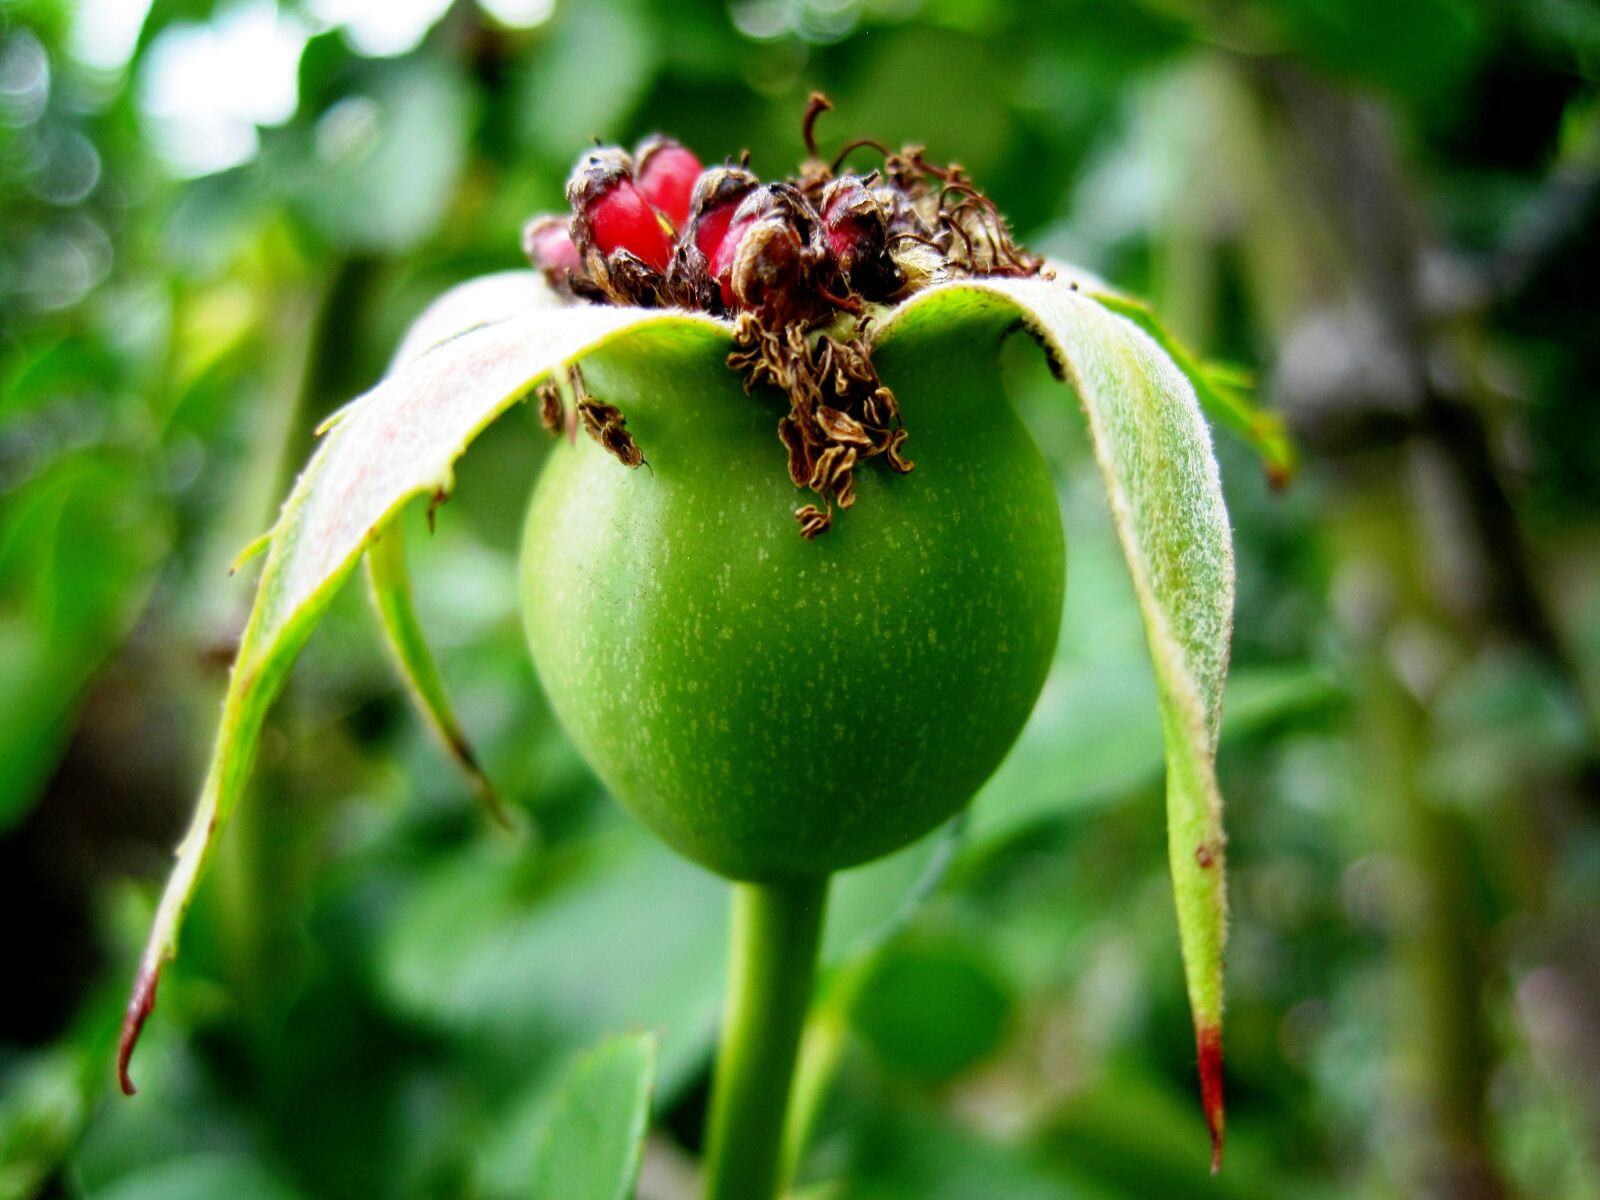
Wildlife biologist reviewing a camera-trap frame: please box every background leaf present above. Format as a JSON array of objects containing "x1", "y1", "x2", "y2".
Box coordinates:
[{"x1": 528, "y1": 1031, "x2": 658, "y2": 1200}]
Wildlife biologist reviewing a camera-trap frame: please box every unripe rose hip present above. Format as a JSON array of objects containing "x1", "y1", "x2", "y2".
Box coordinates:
[
  {"x1": 635, "y1": 135, "x2": 702, "y2": 231},
  {"x1": 116, "y1": 97, "x2": 1236, "y2": 1181}
]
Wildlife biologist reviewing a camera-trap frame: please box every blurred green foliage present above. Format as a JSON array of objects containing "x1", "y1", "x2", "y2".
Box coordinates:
[{"x1": 2, "y1": 0, "x2": 1598, "y2": 1198}]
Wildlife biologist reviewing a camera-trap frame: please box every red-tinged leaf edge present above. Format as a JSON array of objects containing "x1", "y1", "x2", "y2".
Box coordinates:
[{"x1": 1199, "y1": 1020, "x2": 1225, "y2": 1173}]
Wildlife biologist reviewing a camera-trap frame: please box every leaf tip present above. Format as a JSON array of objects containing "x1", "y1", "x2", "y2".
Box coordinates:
[
  {"x1": 228, "y1": 529, "x2": 274, "y2": 577},
  {"x1": 117, "y1": 963, "x2": 161, "y2": 1096},
  {"x1": 1197, "y1": 1021, "x2": 1225, "y2": 1173},
  {"x1": 450, "y1": 734, "x2": 519, "y2": 834}
]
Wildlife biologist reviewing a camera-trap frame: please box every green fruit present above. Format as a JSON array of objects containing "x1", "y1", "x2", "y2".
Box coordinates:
[{"x1": 519, "y1": 324, "x2": 1064, "y2": 881}]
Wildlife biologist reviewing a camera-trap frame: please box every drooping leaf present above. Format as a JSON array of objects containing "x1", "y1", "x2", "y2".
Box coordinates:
[
  {"x1": 363, "y1": 270, "x2": 559, "y2": 825},
  {"x1": 872, "y1": 277, "x2": 1235, "y2": 1169},
  {"x1": 116, "y1": 300, "x2": 731, "y2": 1094},
  {"x1": 1090, "y1": 289, "x2": 1295, "y2": 485},
  {"x1": 528, "y1": 1031, "x2": 659, "y2": 1200}
]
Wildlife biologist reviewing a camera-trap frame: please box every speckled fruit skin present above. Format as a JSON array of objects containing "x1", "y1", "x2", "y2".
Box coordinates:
[{"x1": 519, "y1": 322, "x2": 1065, "y2": 881}]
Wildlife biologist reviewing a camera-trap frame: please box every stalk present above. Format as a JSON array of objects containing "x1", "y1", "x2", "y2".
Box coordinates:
[{"x1": 702, "y1": 875, "x2": 830, "y2": 1200}]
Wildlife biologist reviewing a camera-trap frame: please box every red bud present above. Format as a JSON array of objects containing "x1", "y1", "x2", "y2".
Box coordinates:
[
  {"x1": 635, "y1": 135, "x2": 702, "y2": 231},
  {"x1": 682, "y1": 166, "x2": 760, "y2": 309},
  {"x1": 522, "y1": 215, "x2": 582, "y2": 286},
  {"x1": 567, "y1": 149, "x2": 674, "y2": 273}
]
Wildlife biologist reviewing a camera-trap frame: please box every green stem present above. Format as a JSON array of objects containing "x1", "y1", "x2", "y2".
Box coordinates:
[{"x1": 702, "y1": 875, "x2": 830, "y2": 1200}]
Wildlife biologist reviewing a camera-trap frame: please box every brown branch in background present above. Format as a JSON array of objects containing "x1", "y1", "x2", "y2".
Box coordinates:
[{"x1": 1244, "y1": 60, "x2": 1599, "y2": 1199}]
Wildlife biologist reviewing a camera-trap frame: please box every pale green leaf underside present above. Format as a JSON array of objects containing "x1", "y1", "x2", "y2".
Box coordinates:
[
  {"x1": 1090, "y1": 289, "x2": 1294, "y2": 483},
  {"x1": 122, "y1": 270, "x2": 1233, "y2": 1157},
  {"x1": 529, "y1": 1031, "x2": 659, "y2": 1200}
]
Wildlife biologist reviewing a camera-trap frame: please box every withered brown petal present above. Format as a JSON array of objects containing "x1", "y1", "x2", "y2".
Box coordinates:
[
  {"x1": 795, "y1": 503, "x2": 833, "y2": 540},
  {"x1": 535, "y1": 382, "x2": 565, "y2": 437},
  {"x1": 815, "y1": 406, "x2": 872, "y2": 446}
]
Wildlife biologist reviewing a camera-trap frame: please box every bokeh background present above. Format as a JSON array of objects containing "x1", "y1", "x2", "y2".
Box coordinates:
[{"x1": 3, "y1": 0, "x2": 1599, "y2": 1197}]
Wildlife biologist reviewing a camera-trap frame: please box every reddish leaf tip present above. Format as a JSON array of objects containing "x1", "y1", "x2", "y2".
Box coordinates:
[
  {"x1": 1197, "y1": 1022, "x2": 1225, "y2": 1173},
  {"x1": 117, "y1": 966, "x2": 160, "y2": 1096}
]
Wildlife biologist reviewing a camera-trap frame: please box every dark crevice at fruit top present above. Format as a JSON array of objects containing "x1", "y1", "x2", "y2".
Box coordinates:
[{"x1": 522, "y1": 94, "x2": 1046, "y2": 539}]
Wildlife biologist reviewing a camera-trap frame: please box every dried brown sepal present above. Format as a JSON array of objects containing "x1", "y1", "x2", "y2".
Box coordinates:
[
  {"x1": 535, "y1": 381, "x2": 566, "y2": 437},
  {"x1": 795, "y1": 503, "x2": 833, "y2": 540},
  {"x1": 664, "y1": 239, "x2": 721, "y2": 311},
  {"x1": 815, "y1": 406, "x2": 872, "y2": 447},
  {"x1": 808, "y1": 444, "x2": 857, "y2": 498},
  {"x1": 883, "y1": 427, "x2": 915, "y2": 474},
  {"x1": 727, "y1": 307, "x2": 909, "y2": 525},
  {"x1": 600, "y1": 423, "x2": 645, "y2": 469},
  {"x1": 863, "y1": 386, "x2": 898, "y2": 431},
  {"x1": 581, "y1": 247, "x2": 670, "y2": 309},
  {"x1": 777, "y1": 415, "x2": 815, "y2": 489},
  {"x1": 569, "y1": 365, "x2": 645, "y2": 470}
]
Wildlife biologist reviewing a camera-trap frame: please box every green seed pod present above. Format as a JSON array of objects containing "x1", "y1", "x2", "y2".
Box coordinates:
[{"x1": 520, "y1": 334, "x2": 1064, "y2": 880}]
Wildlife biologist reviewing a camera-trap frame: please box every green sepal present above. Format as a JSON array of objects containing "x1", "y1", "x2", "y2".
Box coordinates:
[
  {"x1": 878, "y1": 277, "x2": 1234, "y2": 1167},
  {"x1": 116, "y1": 298, "x2": 730, "y2": 1095}
]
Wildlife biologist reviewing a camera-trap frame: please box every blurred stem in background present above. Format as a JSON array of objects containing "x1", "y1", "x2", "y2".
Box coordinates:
[
  {"x1": 1339, "y1": 494, "x2": 1508, "y2": 1200},
  {"x1": 1212, "y1": 55, "x2": 1598, "y2": 1198}
]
